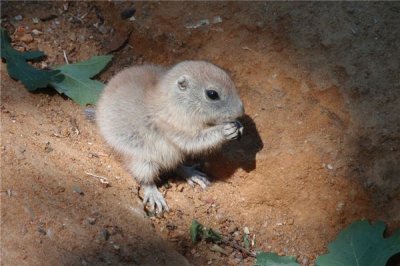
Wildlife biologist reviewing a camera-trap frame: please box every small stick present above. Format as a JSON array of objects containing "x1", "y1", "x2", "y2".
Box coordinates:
[
  {"x1": 86, "y1": 172, "x2": 110, "y2": 187},
  {"x1": 63, "y1": 50, "x2": 69, "y2": 64},
  {"x1": 221, "y1": 236, "x2": 256, "y2": 257},
  {"x1": 86, "y1": 172, "x2": 108, "y2": 180}
]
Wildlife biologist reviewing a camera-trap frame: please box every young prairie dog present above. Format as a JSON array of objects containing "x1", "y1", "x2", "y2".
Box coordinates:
[{"x1": 96, "y1": 61, "x2": 244, "y2": 213}]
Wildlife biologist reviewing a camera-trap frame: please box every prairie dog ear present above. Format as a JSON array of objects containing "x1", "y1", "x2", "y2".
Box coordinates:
[{"x1": 177, "y1": 75, "x2": 189, "y2": 90}]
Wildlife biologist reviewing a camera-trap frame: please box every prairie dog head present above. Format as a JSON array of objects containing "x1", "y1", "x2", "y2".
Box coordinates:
[{"x1": 160, "y1": 61, "x2": 244, "y2": 126}]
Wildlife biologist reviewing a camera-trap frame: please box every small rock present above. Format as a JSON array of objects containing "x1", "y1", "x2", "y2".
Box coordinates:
[
  {"x1": 234, "y1": 252, "x2": 243, "y2": 259},
  {"x1": 20, "y1": 225, "x2": 28, "y2": 235},
  {"x1": 101, "y1": 228, "x2": 110, "y2": 241},
  {"x1": 37, "y1": 224, "x2": 46, "y2": 235},
  {"x1": 287, "y1": 218, "x2": 294, "y2": 225},
  {"x1": 176, "y1": 184, "x2": 184, "y2": 192},
  {"x1": 46, "y1": 228, "x2": 54, "y2": 239},
  {"x1": 40, "y1": 14, "x2": 57, "y2": 22},
  {"x1": 243, "y1": 227, "x2": 250, "y2": 235},
  {"x1": 78, "y1": 34, "x2": 86, "y2": 43},
  {"x1": 121, "y1": 7, "x2": 136, "y2": 20},
  {"x1": 210, "y1": 244, "x2": 229, "y2": 255},
  {"x1": 225, "y1": 246, "x2": 234, "y2": 254},
  {"x1": 326, "y1": 164, "x2": 333, "y2": 170},
  {"x1": 233, "y1": 231, "x2": 241, "y2": 241},
  {"x1": 336, "y1": 201, "x2": 345, "y2": 212},
  {"x1": 302, "y1": 257, "x2": 309, "y2": 265},
  {"x1": 113, "y1": 244, "x2": 120, "y2": 251},
  {"x1": 227, "y1": 224, "x2": 238, "y2": 234},
  {"x1": 212, "y1": 16, "x2": 223, "y2": 24},
  {"x1": 72, "y1": 186, "x2": 84, "y2": 195},
  {"x1": 14, "y1": 15, "x2": 23, "y2": 21},
  {"x1": 31, "y1": 29, "x2": 42, "y2": 35},
  {"x1": 98, "y1": 25, "x2": 109, "y2": 34},
  {"x1": 215, "y1": 212, "x2": 227, "y2": 223},
  {"x1": 87, "y1": 217, "x2": 96, "y2": 225},
  {"x1": 32, "y1": 17, "x2": 39, "y2": 24},
  {"x1": 44, "y1": 142, "x2": 53, "y2": 153},
  {"x1": 68, "y1": 32, "x2": 76, "y2": 41},
  {"x1": 166, "y1": 221, "x2": 177, "y2": 231},
  {"x1": 283, "y1": 247, "x2": 289, "y2": 254},
  {"x1": 19, "y1": 34, "x2": 34, "y2": 44},
  {"x1": 185, "y1": 19, "x2": 210, "y2": 29},
  {"x1": 63, "y1": 3, "x2": 69, "y2": 11},
  {"x1": 56, "y1": 186, "x2": 65, "y2": 193}
]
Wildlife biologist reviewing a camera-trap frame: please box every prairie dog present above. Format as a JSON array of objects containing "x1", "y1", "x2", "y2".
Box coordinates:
[{"x1": 96, "y1": 61, "x2": 244, "y2": 213}]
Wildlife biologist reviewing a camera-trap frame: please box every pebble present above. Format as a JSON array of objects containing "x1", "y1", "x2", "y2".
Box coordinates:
[
  {"x1": 37, "y1": 224, "x2": 46, "y2": 235},
  {"x1": 336, "y1": 201, "x2": 345, "y2": 212},
  {"x1": 233, "y1": 231, "x2": 241, "y2": 241},
  {"x1": 31, "y1": 29, "x2": 43, "y2": 35},
  {"x1": 243, "y1": 227, "x2": 250, "y2": 235},
  {"x1": 210, "y1": 244, "x2": 228, "y2": 255},
  {"x1": 121, "y1": 7, "x2": 136, "y2": 20},
  {"x1": 212, "y1": 16, "x2": 223, "y2": 24},
  {"x1": 215, "y1": 212, "x2": 226, "y2": 223},
  {"x1": 227, "y1": 224, "x2": 238, "y2": 234},
  {"x1": 87, "y1": 217, "x2": 96, "y2": 225},
  {"x1": 101, "y1": 228, "x2": 110, "y2": 241},
  {"x1": 68, "y1": 32, "x2": 76, "y2": 41},
  {"x1": 98, "y1": 25, "x2": 109, "y2": 34},
  {"x1": 14, "y1": 15, "x2": 23, "y2": 21},
  {"x1": 20, "y1": 225, "x2": 28, "y2": 235},
  {"x1": 72, "y1": 186, "x2": 84, "y2": 195},
  {"x1": 46, "y1": 228, "x2": 54, "y2": 239},
  {"x1": 176, "y1": 184, "x2": 184, "y2": 192},
  {"x1": 19, "y1": 34, "x2": 34, "y2": 44},
  {"x1": 44, "y1": 142, "x2": 53, "y2": 153},
  {"x1": 166, "y1": 221, "x2": 177, "y2": 230}
]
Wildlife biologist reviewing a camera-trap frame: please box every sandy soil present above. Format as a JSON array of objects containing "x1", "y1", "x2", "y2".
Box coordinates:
[{"x1": 1, "y1": 2, "x2": 399, "y2": 265}]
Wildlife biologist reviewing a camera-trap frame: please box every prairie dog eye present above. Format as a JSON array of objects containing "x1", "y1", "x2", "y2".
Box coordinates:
[{"x1": 206, "y1": 90, "x2": 220, "y2": 100}]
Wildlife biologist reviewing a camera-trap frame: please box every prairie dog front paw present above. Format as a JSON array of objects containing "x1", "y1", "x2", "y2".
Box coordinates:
[{"x1": 223, "y1": 121, "x2": 244, "y2": 140}]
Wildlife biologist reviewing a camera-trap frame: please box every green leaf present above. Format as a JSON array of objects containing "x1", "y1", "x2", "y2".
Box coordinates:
[
  {"x1": 255, "y1": 252, "x2": 299, "y2": 266},
  {"x1": 55, "y1": 55, "x2": 113, "y2": 78},
  {"x1": 203, "y1": 227, "x2": 222, "y2": 243},
  {"x1": 316, "y1": 220, "x2": 400, "y2": 266},
  {"x1": 244, "y1": 234, "x2": 250, "y2": 250},
  {"x1": 190, "y1": 220, "x2": 222, "y2": 244},
  {"x1": 190, "y1": 220, "x2": 203, "y2": 244},
  {"x1": 1, "y1": 28, "x2": 63, "y2": 91},
  {"x1": 50, "y1": 55, "x2": 113, "y2": 105}
]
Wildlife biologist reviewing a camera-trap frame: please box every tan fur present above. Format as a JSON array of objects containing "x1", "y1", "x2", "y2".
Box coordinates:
[{"x1": 96, "y1": 61, "x2": 244, "y2": 212}]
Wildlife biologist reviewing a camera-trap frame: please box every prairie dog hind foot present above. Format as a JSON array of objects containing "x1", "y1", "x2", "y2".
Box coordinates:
[
  {"x1": 177, "y1": 165, "x2": 211, "y2": 189},
  {"x1": 142, "y1": 184, "x2": 169, "y2": 214}
]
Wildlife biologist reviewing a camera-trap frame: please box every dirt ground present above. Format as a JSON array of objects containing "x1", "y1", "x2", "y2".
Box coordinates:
[{"x1": 1, "y1": 2, "x2": 399, "y2": 265}]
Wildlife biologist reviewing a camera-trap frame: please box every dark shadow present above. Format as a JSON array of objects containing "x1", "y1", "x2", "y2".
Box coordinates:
[
  {"x1": 163, "y1": 114, "x2": 263, "y2": 185},
  {"x1": 204, "y1": 114, "x2": 264, "y2": 181},
  {"x1": 387, "y1": 253, "x2": 400, "y2": 266}
]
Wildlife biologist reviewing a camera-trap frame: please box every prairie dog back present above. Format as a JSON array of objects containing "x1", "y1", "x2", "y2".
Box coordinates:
[{"x1": 96, "y1": 65, "x2": 166, "y2": 155}]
